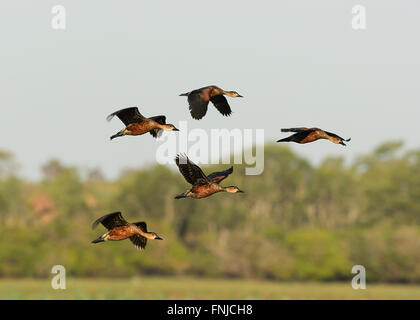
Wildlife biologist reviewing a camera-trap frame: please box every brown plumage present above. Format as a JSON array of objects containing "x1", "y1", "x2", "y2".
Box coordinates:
[
  {"x1": 179, "y1": 85, "x2": 243, "y2": 120},
  {"x1": 277, "y1": 127, "x2": 351, "y2": 146},
  {"x1": 174, "y1": 154, "x2": 244, "y2": 199},
  {"x1": 91, "y1": 212, "x2": 163, "y2": 250},
  {"x1": 107, "y1": 107, "x2": 179, "y2": 140}
]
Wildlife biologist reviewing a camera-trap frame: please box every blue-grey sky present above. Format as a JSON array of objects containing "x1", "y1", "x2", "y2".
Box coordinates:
[{"x1": 0, "y1": 1, "x2": 419, "y2": 180}]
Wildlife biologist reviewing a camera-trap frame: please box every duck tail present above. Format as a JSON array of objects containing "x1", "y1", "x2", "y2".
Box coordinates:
[
  {"x1": 276, "y1": 137, "x2": 291, "y2": 143},
  {"x1": 179, "y1": 92, "x2": 189, "y2": 96},
  {"x1": 91, "y1": 236, "x2": 105, "y2": 244},
  {"x1": 174, "y1": 192, "x2": 187, "y2": 199},
  {"x1": 110, "y1": 130, "x2": 124, "y2": 140}
]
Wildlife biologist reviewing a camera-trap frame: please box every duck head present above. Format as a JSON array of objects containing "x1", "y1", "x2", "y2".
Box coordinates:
[
  {"x1": 151, "y1": 232, "x2": 163, "y2": 240},
  {"x1": 225, "y1": 186, "x2": 245, "y2": 193},
  {"x1": 225, "y1": 91, "x2": 243, "y2": 98},
  {"x1": 163, "y1": 124, "x2": 179, "y2": 131}
]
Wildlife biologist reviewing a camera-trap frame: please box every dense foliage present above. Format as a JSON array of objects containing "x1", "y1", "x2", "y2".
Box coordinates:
[{"x1": 0, "y1": 142, "x2": 419, "y2": 282}]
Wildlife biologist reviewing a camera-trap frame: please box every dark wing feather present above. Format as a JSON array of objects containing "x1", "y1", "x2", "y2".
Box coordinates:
[
  {"x1": 92, "y1": 212, "x2": 129, "y2": 230},
  {"x1": 149, "y1": 115, "x2": 166, "y2": 138},
  {"x1": 149, "y1": 115, "x2": 166, "y2": 125},
  {"x1": 129, "y1": 235, "x2": 147, "y2": 250},
  {"x1": 290, "y1": 130, "x2": 313, "y2": 142},
  {"x1": 281, "y1": 127, "x2": 310, "y2": 133},
  {"x1": 210, "y1": 95, "x2": 232, "y2": 117},
  {"x1": 106, "y1": 107, "x2": 146, "y2": 126},
  {"x1": 133, "y1": 221, "x2": 148, "y2": 232},
  {"x1": 175, "y1": 154, "x2": 209, "y2": 186},
  {"x1": 278, "y1": 130, "x2": 313, "y2": 143},
  {"x1": 207, "y1": 167, "x2": 233, "y2": 184},
  {"x1": 187, "y1": 90, "x2": 210, "y2": 120}
]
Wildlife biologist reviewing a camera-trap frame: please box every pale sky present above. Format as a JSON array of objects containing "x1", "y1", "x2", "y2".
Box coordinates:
[{"x1": 0, "y1": 1, "x2": 419, "y2": 180}]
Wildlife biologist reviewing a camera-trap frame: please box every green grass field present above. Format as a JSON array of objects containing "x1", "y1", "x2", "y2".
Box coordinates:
[{"x1": 1, "y1": 277, "x2": 419, "y2": 299}]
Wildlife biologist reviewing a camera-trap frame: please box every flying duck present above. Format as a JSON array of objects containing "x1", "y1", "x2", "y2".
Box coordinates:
[
  {"x1": 277, "y1": 127, "x2": 351, "y2": 146},
  {"x1": 91, "y1": 212, "x2": 163, "y2": 250},
  {"x1": 179, "y1": 85, "x2": 243, "y2": 120},
  {"x1": 107, "y1": 107, "x2": 179, "y2": 140},
  {"x1": 174, "y1": 154, "x2": 244, "y2": 199}
]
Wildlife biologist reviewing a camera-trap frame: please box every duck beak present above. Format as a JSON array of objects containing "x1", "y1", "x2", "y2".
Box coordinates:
[
  {"x1": 238, "y1": 189, "x2": 245, "y2": 193},
  {"x1": 155, "y1": 236, "x2": 163, "y2": 240},
  {"x1": 173, "y1": 127, "x2": 180, "y2": 131},
  {"x1": 237, "y1": 94, "x2": 243, "y2": 98}
]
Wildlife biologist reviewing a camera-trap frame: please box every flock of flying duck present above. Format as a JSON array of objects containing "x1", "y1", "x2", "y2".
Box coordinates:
[{"x1": 92, "y1": 85, "x2": 351, "y2": 251}]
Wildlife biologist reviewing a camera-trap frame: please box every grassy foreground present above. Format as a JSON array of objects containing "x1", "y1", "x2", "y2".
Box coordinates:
[{"x1": 0, "y1": 277, "x2": 419, "y2": 300}]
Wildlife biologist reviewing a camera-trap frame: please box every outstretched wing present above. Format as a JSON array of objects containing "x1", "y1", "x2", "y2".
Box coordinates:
[
  {"x1": 106, "y1": 107, "x2": 146, "y2": 126},
  {"x1": 207, "y1": 167, "x2": 233, "y2": 184},
  {"x1": 133, "y1": 221, "x2": 148, "y2": 232},
  {"x1": 210, "y1": 95, "x2": 232, "y2": 117},
  {"x1": 281, "y1": 127, "x2": 310, "y2": 133},
  {"x1": 129, "y1": 222, "x2": 148, "y2": 250},
  {"x1": 175, "y1": 154, "x2": 209, "y2": 186},
  {"x1": 149, "y1": 115, "x2": 167, "y2": 138},
  {"x1": 187, "y1": 89, "x2": 210, "y2": 120},
  {"x1": 277, "y1": 130, "x2": 314, "y2": 143},
  {"x1": 288, "y1": 130, "x2": 314, "y2": 142},
  {"x1": 92, "y1": 212, "x2": 129, "y2": 230},
  {"x1": 149, "y1": 115, "x2": 166, "y2": 125},
  {"x1": 129, "y1": 235, "x2": 147, "y2": 250}
]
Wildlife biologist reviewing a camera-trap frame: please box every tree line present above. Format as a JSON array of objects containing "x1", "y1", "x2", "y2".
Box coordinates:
[{"x1": 0, "y1": 141, "x2": 419, "y2": 282}]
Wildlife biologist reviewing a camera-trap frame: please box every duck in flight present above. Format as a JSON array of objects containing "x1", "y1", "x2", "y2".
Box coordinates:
[
  {"x1": 179, "y1": 85, "x2": 243, "y2": 120},
  {"x1": 107, "y1": 107, "x2": 179, "y2": 140},
  {"x1": 174, "y1": 154, "x2": 244, "y2": 199},
  {"x1": 277, "y1": 127, "x2": 351, "y2": 146},
  {"x1": 91, "y1": 212, "x2": 163, "y2": 250}
]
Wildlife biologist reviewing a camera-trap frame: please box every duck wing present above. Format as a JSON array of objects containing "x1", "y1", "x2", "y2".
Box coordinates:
[
  {"x1": 281, "y1": 127, "x2": 310, "y2": 133},
  {"x1": 149, "y1": 115, "x2": 166, "y2": 138},
  {"x1": 149, "y1": 115, "x2": 166, "y2": 125},
  {"x1": 207, "y1": 167, "x2": 233, "y2": 184},
  {"x1": 106, "y1": 107, "x2": 146, "y2": 125},
  {"x1": 92, "y1": 212, "x2": 129, "y2": 230},
  {"x1": 129, "y1": 222, "x2": 148, "y2": 250},
  {"x1": 187, "y1": 88, "x2": 211, "y2": 120},
  {"x1": 175, "y1": 154, "x2": 209, "y2": 186},
  {"x1": 129, "y1": 235, "x2": 147, "y2": 250},
  {"x1": 133, "y1": 221, "x2": 148, "y2": 232},
  {"x1": 210, "y1": 95, "x2": 232, "y2": 117},
  {"x1": 294, "y1": 130, "x2": 316, "y2": 142},
  {"x1": 277, "y1": 130, "x2": 314, "y2": 143}
]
